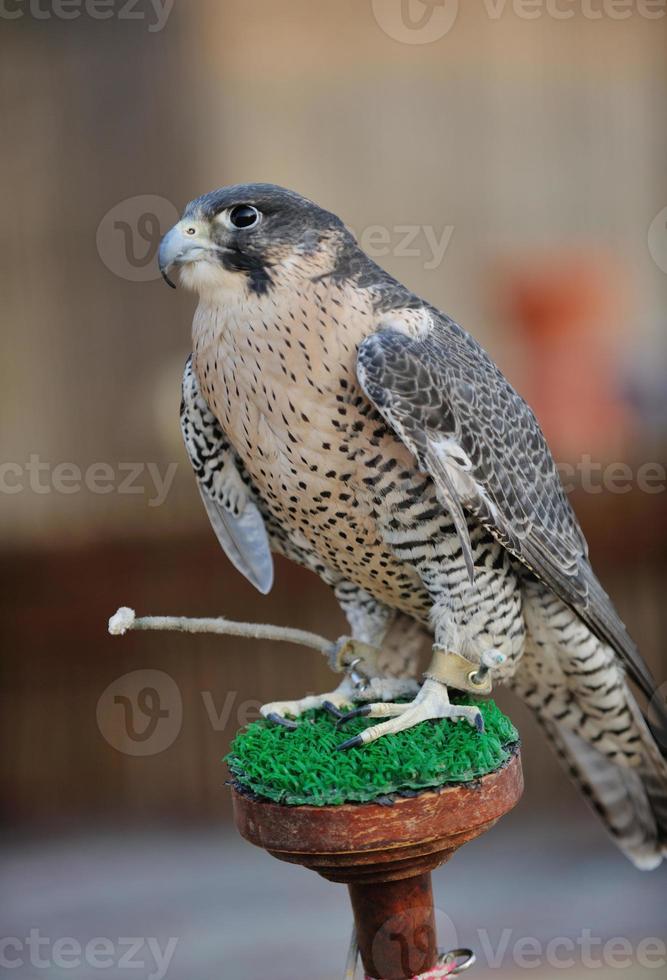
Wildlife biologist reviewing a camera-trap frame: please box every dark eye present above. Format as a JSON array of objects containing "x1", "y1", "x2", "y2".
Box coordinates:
[{"x1": 228, "y1": 204, "x2": 261, "y2": 229}]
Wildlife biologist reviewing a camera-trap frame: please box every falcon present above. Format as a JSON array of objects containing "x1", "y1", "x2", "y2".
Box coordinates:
[{"x1": 159, "y1": 183, "x2": 667, "y2": 868}]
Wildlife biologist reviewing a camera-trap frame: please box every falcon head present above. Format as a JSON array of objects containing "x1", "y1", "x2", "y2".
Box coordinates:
[{"x1": 158, "y1": 183, "x2": 348, "y2": 296}]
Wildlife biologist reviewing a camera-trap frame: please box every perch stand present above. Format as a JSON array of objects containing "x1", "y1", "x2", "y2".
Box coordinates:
[
  {"x1": 107, "y1": 610, "x2": 523, "y2": 977},
  {"x1": 232, "y1": 751, "x2": 523, "y2": 980}
]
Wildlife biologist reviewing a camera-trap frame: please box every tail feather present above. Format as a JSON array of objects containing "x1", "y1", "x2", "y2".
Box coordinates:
[
  {"x1": 518, "y1": 580, "x2": 667, "y2": 868},
  {"x1": 537, "y1": 713, "x2": 665, "y2": 869}
]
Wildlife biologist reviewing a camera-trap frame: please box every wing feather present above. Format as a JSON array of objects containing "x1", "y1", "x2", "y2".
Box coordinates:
[
  {"x1": 180, "y1": 356, "x2": 274, "y2": 594},
  {"x1": 357, "y1": 317, "x2": 654, "y2": 700}
]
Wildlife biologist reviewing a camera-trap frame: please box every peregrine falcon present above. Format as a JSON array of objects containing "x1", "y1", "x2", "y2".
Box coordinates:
[{"x1": 159, "y1": 184, "x2": 667, "y2": 868}]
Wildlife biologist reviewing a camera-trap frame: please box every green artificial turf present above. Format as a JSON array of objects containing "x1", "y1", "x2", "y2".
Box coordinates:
[{"x1": 227, "y1": 695, "x2": 519, "y2": 806}]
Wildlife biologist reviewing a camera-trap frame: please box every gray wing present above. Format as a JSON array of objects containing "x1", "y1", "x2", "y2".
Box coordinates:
[
  {"x1": 180, "y1": 356, "x2": 274, "y2": 595},
  {"x1": 357, "y1": 316, "x2": 655, "y2": 700}
]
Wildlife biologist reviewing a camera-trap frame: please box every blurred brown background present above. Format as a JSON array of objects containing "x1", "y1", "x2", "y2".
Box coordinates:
[{"x1": 1, "y1": 2, "x2": 666, "y2": 977}]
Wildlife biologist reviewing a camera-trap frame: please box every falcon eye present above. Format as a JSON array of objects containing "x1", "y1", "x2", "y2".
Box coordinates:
[{"x1": 227, "y1": 204, "x2": 261, "y2": 229}]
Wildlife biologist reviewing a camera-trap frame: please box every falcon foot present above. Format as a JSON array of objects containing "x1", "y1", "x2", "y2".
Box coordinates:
[
  {"x1": 336, "y1": 678, "x2": 484, "y2": 750},
  {"x1": 260, "y1": 675, "x2": 419, "y2": 727}
]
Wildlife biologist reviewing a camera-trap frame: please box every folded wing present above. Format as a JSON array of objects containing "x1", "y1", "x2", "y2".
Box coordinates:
[
  {"x1": 181, "y1": 356, "x2": 274, "y2": 594},
  {"x1": 357, "y1": 316, "x2": 655, "y2": 702}
]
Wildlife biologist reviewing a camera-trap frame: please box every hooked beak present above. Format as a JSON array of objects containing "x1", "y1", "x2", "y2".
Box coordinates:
[{"x1": 158, "y1": 223, "x2": 209, "y2": 289}]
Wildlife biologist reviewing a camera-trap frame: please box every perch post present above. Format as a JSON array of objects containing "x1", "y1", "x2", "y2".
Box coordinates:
[
  {"x1": 232, "y1": 751, "x2": 523, "y2": 979},
  {"x1": 108, "y1": 609, "x2": 523, "y2": 977}
]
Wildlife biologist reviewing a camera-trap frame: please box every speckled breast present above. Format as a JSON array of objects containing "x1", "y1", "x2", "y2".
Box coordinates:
[{"x1": 191, "y1": 281, "x2": 428, "y2": 613}]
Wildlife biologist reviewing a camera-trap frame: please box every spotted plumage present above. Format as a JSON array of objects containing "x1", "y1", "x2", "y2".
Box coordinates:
[{"x1": 161, "y1": 183, "x2": 667, "y2": 868}]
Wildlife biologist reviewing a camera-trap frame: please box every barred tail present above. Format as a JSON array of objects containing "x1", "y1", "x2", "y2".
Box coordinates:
[
  {"x1": 515, "y1": 581, "x2": 667, "y2": 869},
  {"x1": 537, "y1": 712, "x2": 666, "y2": 870}
]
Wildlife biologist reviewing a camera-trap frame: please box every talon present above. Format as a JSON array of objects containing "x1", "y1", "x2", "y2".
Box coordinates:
[
  {"x1": 265, "y1": 712, "x2": 298, "y2": 730},
  {"x1": 474, "y1": 712, "x2": 484, "y2": 732},
  {"x1": 322, "y1": 700, "x2": 345, "y2": 720},
  {"x1": 337, "y1": 705, "x2": 371, "y2": 726},
  {"x1": 336, "y1": 733, "x2": 364, "y2": 751}
]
